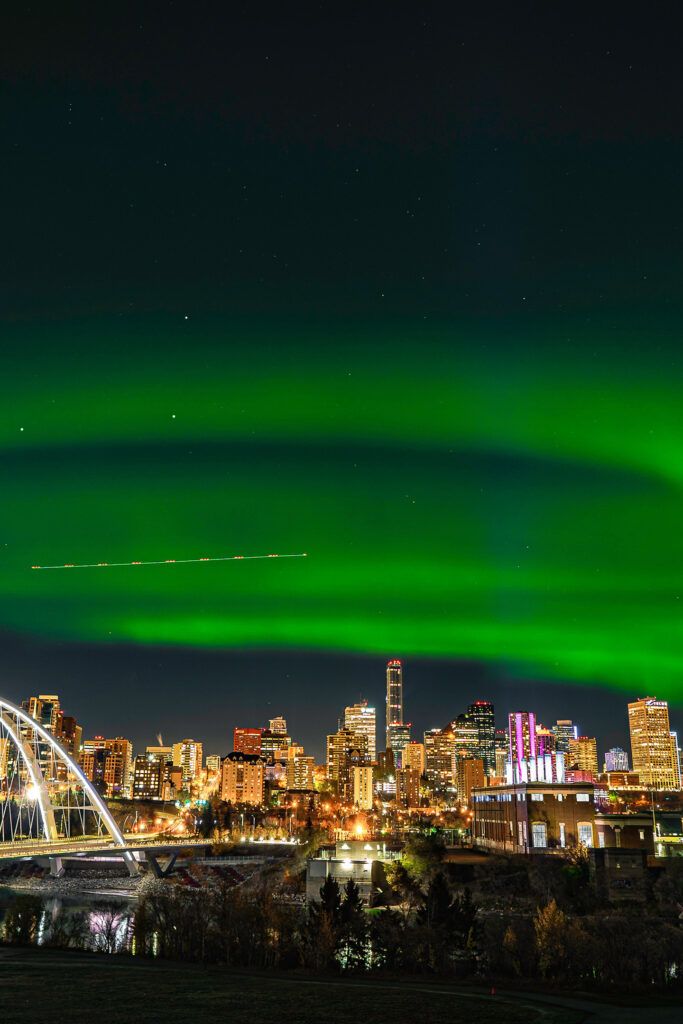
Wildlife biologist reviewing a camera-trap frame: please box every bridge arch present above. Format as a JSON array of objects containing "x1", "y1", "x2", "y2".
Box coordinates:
[{"x1": 0, "y1": 696, "x2": 128, "y2": 851}]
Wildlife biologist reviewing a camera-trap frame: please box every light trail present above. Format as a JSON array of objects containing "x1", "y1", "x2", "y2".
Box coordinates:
[{"x1": 31, "y1": 553, "x2": 307, "y2": 570}]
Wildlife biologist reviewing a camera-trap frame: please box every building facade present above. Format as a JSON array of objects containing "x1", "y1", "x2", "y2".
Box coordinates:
[
  {"x1": 473, "y1": 781, "x2": 596, "y2": 854},
  {"x1": 172, "y1": 739, "x2": 203, "y2": 787},
  {"x1": 234, "y1": 728, "x2": 262, "y2": 756},
  {"x1": 467, "y1": 701, "x2": 496, "y2": 775},
  {"x1": 220, "y1": 752, "x2": 265, "y2": 805},
  {"x1": 628, "y1": 697, "x2": 680, "y2": 790},
  {"x1": 344, "y1": 702, "x2": 376, "y2": 763},
  {"x1": 567, "y1": 736, "x2": 599, "y2": 776},
  {"x1": 385, "y1": 659, "x2": 403, "y2": 750}
]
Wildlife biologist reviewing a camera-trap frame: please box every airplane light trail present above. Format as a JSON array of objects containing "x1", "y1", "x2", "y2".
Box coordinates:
[{"x1": 31, "y1": 553, "x2": 308, "y2": 570}]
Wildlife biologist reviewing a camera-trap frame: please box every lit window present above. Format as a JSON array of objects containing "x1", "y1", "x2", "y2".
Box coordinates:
[
  {"x1": 530, "y1": 792, "x2": 544, "y2": 801},
  {"x1": 576, "y1": 793, "x2": 590, "y2": 802},
  {"x1": 639, "y1": 830, "x2": 645, "y2": 840},
  {"x1": 578, "y1": 824, "x2": 593, "y2": 847},
  {"x1": 531, "y1": 823, "x2": 547, "y2": 848}
]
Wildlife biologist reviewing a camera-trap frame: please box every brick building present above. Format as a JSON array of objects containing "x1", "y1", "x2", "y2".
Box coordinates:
[{"x1": 472, "y1": 781, "x2": 595, "y2": 853}]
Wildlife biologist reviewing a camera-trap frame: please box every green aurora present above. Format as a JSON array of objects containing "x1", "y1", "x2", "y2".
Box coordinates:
[{"x1": 2, "y1": 315, "x2": 682, "y2": 701}]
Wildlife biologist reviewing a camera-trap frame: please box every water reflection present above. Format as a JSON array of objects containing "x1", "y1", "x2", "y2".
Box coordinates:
[{"x1": 0, "y1": 888, "x2": 135, "y2": 953}]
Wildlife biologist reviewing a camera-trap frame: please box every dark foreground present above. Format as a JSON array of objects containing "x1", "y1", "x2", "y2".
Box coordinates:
[
  {"x1": 0, "y1": 947, "x2": 585, "y2": 1024},
  {"x1": 2, "y1": 948, "x2": 682, "y2": 1024}
]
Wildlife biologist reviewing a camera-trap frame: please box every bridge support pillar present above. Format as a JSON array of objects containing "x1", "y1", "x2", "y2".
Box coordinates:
[
  {"x1": 125, "y1": 852, "x2": 142, "y2": 878},
  {"x1": 49, "y1": 856, "x2": 65, "y2": 878}
]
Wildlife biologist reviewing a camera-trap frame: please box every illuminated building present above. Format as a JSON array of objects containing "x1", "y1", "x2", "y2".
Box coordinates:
[
  {"x1": 352, "y1": 765, "x2": 374, "y2": 809},
  {"x1": 327, "y1": 728, "x2": 369, "y2": 800},
  {"x1": 132, "y1": 753, "x2": 167, "y2": 800},
  {"x1": 567, "y1": 736, "x2": 599, "y2": 776},
  {"x1": 260, "y1": 728, "x2": 292, "y2": 764},
  {"x1": 385, "y1": 659, "x2": 403, "y2": 750},
  {"x1": 234, "y1": 727, "x2": 262, "y2": 756},
  {"x1": 220, "y1": 752, "x2": 265, "y2": 805},
  {"x1": 467, "y1": 701, "x2": 496, "y2": 775},
  {"x1": 424, "y1": 728, "x2": 455, "y2": 789},
  {"x1": 535, "y1": 724, "x2": 556, "y2": 756},
  {"x1": 396, "y1": 766, "x2": 421, "y2": 807},
  {"x1": 205, "y1": 753, "x2": 221, "y2": 774},
  {"x1": 344, "y1": 702, "x2": 376, "y2": 762},
  {"x1": 269, "y1": 716, "x2": 288, "y2": 735},
  {"x1": 604, "y1": 746, "x2": 629, "y2": 772},
  {"x1": 403, "y1": 741, "x2": 425, "y2": 775},
  {"x1": 172, "y1": 739, "x2": 203, "y2": 787},
  {"x1": 628, "y1": 697, "x2": 680, "y2": 790},
  {"x1": 473, "y1": 781, "x2": 595, "y2": 853},
  {"x1": 286, "y1": 755, "x2": 316, "y2": 791},
  {"x1": 508, "y1": 711, "x2": 537, "y2": 779},
  {"x1": 81, "y1": 737, "x2": 133, "y2": 797},
  {"x1": 456, "y1": 757, "x2": 485, "y2": 804},
  {"x1": 495, "y1": 729, "x2": 508, "y2": 777},
  {"x1": 23, "y1": 695, "x2": 61, "y2": 732},
  {"x1": 376, "y1": 747, "x2": 395, "y2": 778},
  {"x1": 55, "y1": 715, "x2": 82, "y2": 759},
  {"x1": 306, "y1": 839, "x2": 400, "y2": 903},
  {"x1": 552, "y1": 720, "x2": 578, "y2": 753},
  {"x1": 387, "y1": 723, "x2": 411, "y2": 767}
]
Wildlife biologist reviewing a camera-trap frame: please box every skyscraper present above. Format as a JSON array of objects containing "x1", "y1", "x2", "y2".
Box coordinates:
[
  {"x1": 467, "y1": 701, "x2": 496, "y2": 775},
  {"x1": 567, "y1": 736, "x2": 599, "y2": 776},
  {"x1": 344, "y1": 702, "x2": 376, "y2": 762},
  {"x1": 387, "y1": 723, "x2": 411, "y2": 767},
  {"x1": 327, "y1": 728, "x2": 370, "y2": 800},
  {"x1": 385, "y1": 659, "x2": 403, "y2": 748},
  {"x1": 424, "y1": 728, "x2": 455, "y2": 790},
  {"x1": 628, "y1": 697, "x2": 679, "y2": 790},
  {"x1": 234, "y1": 727, "x2": 262, "y2": 755},
  {"x1": 508, "y1": 711, "x2": 537, "y2": 778},
  {"x1": 553, "y1": 720, "x2": 578, "y2": 753}
]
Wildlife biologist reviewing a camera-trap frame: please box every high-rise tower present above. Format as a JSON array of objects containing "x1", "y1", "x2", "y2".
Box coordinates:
[
  {"x1": 385, "y1": 659, "x2": 403, "y2": 749},
  {"x1": 467, "y1": 701, "x2": 495, "y2": 775},
  {"x1": 628, "y1": 697, "x2": 679, "y2": 790},
  {"x1": 345, "y1": 702, "x2": 376, "y2": 762}
]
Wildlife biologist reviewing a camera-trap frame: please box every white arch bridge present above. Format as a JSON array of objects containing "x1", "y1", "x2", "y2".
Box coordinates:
[{"x1": 0, "y1": 697, "x2": 201, "y2": 877}]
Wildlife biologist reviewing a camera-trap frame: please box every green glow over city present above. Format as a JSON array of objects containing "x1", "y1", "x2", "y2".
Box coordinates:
[{"x1": 2, "y1": 315, "x2": 682, "y2": 700}]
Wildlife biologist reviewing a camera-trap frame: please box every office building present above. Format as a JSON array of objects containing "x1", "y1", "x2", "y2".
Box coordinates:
[
  {"x1": 567, "y1": 736, "x2": 599, "y2": 776},
  {"x1": 205, "y1": 754, "x2": 221, "y2": 775},
  {"x1": 221, "y1": 752, "x2": 265, "y2": 805},
  {"x1": 424, "y1": 728, "x2": 455, "y2": 790},
  {"x1": 54, "y1": 715, "x2": 82, "y2": 759},
  {"x1": 449, "y1": 714, "x2": 479, "y2": 761},
  {"x1": 352, "y1": 765, "x2": 374, "y2": 809},
  {"x1": 604, "y1": 747, "x2": 629, "y2": 772},
  {"x1": 385, "y1": 659, "x2": 403, "y2": 749},
  {"x1": 172, "y1": 739, "x2": 203, "y2": 787},
  {"x1": 535, "y1": 724, "x2": 556, "y2": 756},
  {"x1": 553, "y1": 720, "x2": 578, "y2": 753},
  {"x1": 628, "y1": 697, "x2": 680, "y2": 790},
  {"x1": 467, "y1": 701, "x2": 496, "y2": 775},
  {"x1": 23, "y1": 695, "x2": 61, "y2": 733},
  {"x1": 344, "y1": 702, "x2": 376, "y2": 762},
  {"x1": 260, "y1": 728, "x2": 292, "y2": 764},
  {"x1": 327, "y1": 728, "x2": 369, "y2": 800},
  {"x1": 387, "y1": 723, "x2": 411, "y2": 767},
  {"x1": 234, "y1": 728, "x2": 262, "y2": 756},
  {"x1": 269, "y1": 716, "x2": 288, "y2": 735},
  {"x1": 403, "y1": 741, "x2": 425, "y2": 776}
]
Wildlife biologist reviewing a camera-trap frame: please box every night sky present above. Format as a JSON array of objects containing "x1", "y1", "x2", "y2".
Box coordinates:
[{"x1": 3, "y1": 5, "x2": 682, "y2": 759}]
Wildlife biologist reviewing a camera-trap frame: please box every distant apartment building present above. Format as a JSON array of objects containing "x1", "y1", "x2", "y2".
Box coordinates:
[
  {"x1": 220, "y1": 752, "x2": 265, "y2": 805},
  {"x1": 132, "y1": 753, "x2": 167, "y2": 800},
  {"x1": 286, "y1": 755, "x2": 316, "y2": 791},
  {"x1": 172, "y1": 739, "x2": 203, "y2": 787},
  {"x1": 396, "y1": 766, "x2": 421, "y2": 808},
  {"x1": 456, "y1": 757, "x2": 485, "y2": 805},
  {"x1": 81, "y1": 737, "x2": 133, "y2": 798},
  {"x1": 353, "y1": 765, "x2": 374, "y2": 810},
  {"x1": 327, "y1": 728, "x2": 370, "y2": 801}
]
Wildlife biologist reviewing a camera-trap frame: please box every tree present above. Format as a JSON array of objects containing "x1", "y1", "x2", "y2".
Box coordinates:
[
  {"x1": 339, "y1": 879, "x2": 368, "y2": 970},
  {"x1": 402, "y1": 834, "x2": 446, "y2": 881},
  {"x1": 533, "y1": 899, "x2": 570, "y2": 979}
]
